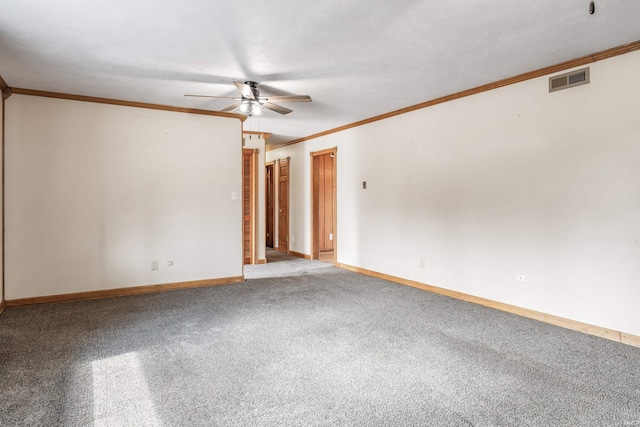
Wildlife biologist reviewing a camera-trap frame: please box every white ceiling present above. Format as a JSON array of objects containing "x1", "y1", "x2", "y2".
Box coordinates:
[{"x1": 1, "y1": 1, "x2": 639, "y2": 146}]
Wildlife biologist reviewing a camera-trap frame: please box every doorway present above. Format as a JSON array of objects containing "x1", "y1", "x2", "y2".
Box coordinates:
[
  {"x1": 277, "y1": 157, "x2": 290, "y2": 253},
  {"x1": 265, "y1": 162, "x2": 275, "y2": 248},
  {"x1": 311, "y1": 147, "x2": 337, "y2": 262}
]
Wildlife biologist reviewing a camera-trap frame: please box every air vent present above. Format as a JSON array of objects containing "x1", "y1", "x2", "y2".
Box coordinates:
[{"x1": 549, "y1": 67, "x2": 590, "y2": 93}]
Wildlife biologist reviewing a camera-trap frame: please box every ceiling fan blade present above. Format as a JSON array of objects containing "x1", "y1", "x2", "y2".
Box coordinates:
[
  {"x1": 220, "y1": 103, "x2": 242, "y2": 112},
  {"x1": 261, "y1": 102, "x2": 292, "y2": 115},
  {"x1": 184, "y1": 94, "x2": 235, "y2": 99},
  {"x1": 234, "y1": 81, "x2": 256, "y2": 100},
  {"x1": 260, "y1": 95, "x2": 311, "y2": 103}
]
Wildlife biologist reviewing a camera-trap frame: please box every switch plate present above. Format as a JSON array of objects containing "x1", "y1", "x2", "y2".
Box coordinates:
[
  {"x1": 231, "y1": 192, "x2": 237, "y2": 200},
  {"x1": 419, "y1": 259, "x2": 425, "y2": 269},
  {"x1": 151, "y1": 260, "x2": 159, "y2": 271}
]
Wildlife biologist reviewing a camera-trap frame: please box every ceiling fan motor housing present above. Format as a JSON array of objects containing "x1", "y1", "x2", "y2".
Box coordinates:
[{"x1": 245, "y1": 81, "x2": 260, "y2": 98}]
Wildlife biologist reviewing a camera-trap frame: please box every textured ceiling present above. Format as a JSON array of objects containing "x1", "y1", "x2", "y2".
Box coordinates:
[{"x1": 1, "y1": 1, "x2": 639, "y2": 146}]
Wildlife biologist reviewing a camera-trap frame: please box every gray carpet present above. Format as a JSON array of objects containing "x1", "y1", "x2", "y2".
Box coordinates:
[
  {"x1": 1, "y1": 261, "x2": 640, "y2": 426},
  {"x1": 265, "y1": 248, "x2": 300, "y2": 263},
  {"x1": 244, "y1": 248, "x2": 334, "y2": 279}
]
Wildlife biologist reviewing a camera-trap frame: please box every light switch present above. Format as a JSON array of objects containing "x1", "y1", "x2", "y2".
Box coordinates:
[{"x1": 231, "y1": 192, "x2": 237, "y2": 200}]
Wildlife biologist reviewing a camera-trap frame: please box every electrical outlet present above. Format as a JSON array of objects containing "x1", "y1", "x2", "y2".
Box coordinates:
[
  {"x1": 291, "y1": 235, "x2": 296, "y2": 243},
  {"x1": 516, "y1": 274, "x2": 527, "y2": 282},
  {"x1": 419, "y1": 259, "x2": 426, "y2": 269},
  {"x1": 151, "y1": 261, "x2": 159, "y2": 271}
]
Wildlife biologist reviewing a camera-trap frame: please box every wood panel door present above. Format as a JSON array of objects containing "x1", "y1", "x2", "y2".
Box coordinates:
[
  {"x1": 311, "y1": 148, "x2": 337, "y2": 261},
  {"x1": 278, "y1": 158, "x2": 289, "y2": 253},
  {"x1": 265, "y1": 163, "x2": 275, "y2": 248},
  {"x1": 242, "y1": 148, "x2": 257, "y2": 264}
]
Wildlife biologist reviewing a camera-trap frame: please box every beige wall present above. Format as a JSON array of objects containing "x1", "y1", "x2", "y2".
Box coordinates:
[
  {"x1": 5, "y1": 95, "x2": 243, "y2": 300},
  {"x1": 268, "y1": 49, "x2": 640, "y2": 337}
]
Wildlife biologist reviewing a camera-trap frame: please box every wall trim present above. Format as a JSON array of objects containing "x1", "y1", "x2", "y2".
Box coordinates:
[
  {"x1": 258, "y1": 258, "x2": 267, "y2": 264},
  {"x1": 5, "y1": 276, "x2": 244, "y2": 307},
  {"x1": 9, "y1": 88, "x2": 246, "y2": 121},
  {"x1": 0, "y1": 74, "x2": 10, "y2": 99},
  {"x1": 336, "y1": 262, "x2": 640, "y2": 348},
  {"x1": 0, "y1": 300, "x2": 6, "y2": 316},
  {"x1": 309, "y1": 147, "x2": 338, "y2": 158},
  {"x1": 268, "y1": 39, "x2": 640, "y2": 151},
  {"x1": 289, "y1": 250, "x2": 312, "y2": 260}
]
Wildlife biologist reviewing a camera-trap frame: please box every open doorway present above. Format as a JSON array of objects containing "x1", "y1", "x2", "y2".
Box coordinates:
[
  {"x1": 265, "y1": 161, "x2": 275, "y2": 249},
  {"x1": 311, "y1": 147, "x2": 337, "y2": 263}
]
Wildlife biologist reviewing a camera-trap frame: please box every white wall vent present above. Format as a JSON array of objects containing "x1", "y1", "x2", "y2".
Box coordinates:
[{"x1": 549, "y1": 67, "x2": 590, "y2": 93}]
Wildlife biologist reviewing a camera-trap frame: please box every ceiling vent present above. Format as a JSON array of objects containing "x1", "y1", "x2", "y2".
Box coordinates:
[{"x1": 549, "y1": 67, "x2": 590, "y2": 93}]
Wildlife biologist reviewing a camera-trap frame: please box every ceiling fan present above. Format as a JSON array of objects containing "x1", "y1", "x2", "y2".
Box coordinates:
[{"x1": 185, "y1": 81, "x2": 311, "y2": 116}]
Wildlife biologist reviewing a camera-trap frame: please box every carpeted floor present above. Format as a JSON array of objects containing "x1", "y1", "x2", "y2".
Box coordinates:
[
  {"x1": 244, "y1": 248, "x2": 333, "y2": 280},
  {"x1": 265, "y1": 248, "x2": 300, "y2": 263},
  {"x1": 1, "y1": 259, "x2": 640, "y2": 426}
]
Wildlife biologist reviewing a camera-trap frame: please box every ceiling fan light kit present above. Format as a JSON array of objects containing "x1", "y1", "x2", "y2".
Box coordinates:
[
  {"x1": 239, "y1": 100, "x2": 264, "y2": 116},
  {"x1": 185, "y1": 80, "x2": 311, "y2": 117}
]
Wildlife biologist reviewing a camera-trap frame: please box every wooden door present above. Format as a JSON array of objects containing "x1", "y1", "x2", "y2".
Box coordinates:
[
  {"x1": 265, "y1": 163, "x2": 275, "y2": 248},
  {"x1": 319, "y1": 153, "x2": 334, "y2": 253},
  {"x1": 242, "y1": 148, "x2": 257, "y2": 264},
  {"x1": 311, "y1": 148, "x2": 337, "y2": 261},
  {"x1": 278, "y1": 158, "x2": 289, "y2": 253}
]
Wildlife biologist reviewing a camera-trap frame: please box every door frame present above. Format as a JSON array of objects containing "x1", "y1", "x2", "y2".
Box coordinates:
[
  {"x1": 242, "y1": 148, "x2": 258, "y2": 264},
  {"x1": 310, "y1": 147, "x2": 337, "y2": 262},
  {"x1": 277, "y1": 157, "x2": 290, "y2": 253},
  {"x1": 265, "y1": 161, "x2": 275, "y2": 249}
]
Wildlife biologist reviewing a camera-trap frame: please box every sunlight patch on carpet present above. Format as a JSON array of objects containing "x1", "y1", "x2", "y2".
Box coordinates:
[{"x1": 92, "y1": 352, "x2": 161, "y2": 427}]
